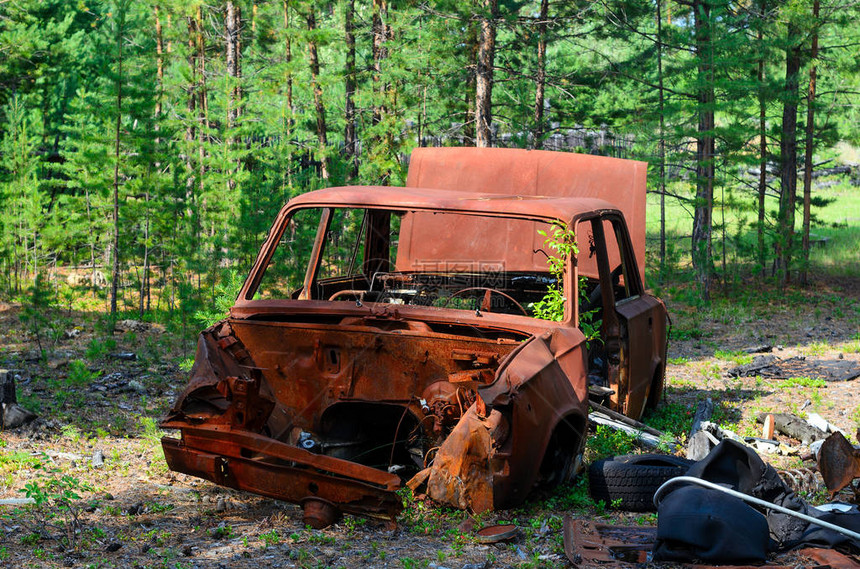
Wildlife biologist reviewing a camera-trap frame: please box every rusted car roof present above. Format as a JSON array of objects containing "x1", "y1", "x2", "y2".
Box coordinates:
[{"x1": 284, "y1": 185, "x2": 619, "y2": 222}]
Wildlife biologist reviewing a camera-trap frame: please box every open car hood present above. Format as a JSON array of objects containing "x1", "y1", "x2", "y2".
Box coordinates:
[{"x1": 403, "y1": 147, "x2": 648, "y2": 283}]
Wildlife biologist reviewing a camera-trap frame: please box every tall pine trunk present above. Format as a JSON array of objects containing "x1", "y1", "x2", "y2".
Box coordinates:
[
  {"x1": 283, "y1": 2, "x2": 293, "y2": 113},
  {"x1": 195, "y1": 6, "x2": 207, "y2": 266},
  {"x1": 776, "y1": 29, "x2": 801, "y2": 285},
  {"x1": 800, "y1": 0, "x2": 819, "y2": 286},
  {"x1": 226, "y1": 2, "x2": 241, "y2": 132},
  {"x1": 757, "y1": 0, "x2": 768, "y2": 274},
  {"x1": 372, "y1": 0, "x2": 388, "y2": 128},
  {"x1": 464, "y1": 24, "x2": 478, "y2": 144},
  {"x1": 691, "y1": 0, "x2": 715, "y2": 300},
  {"x1": 657, "y1": 0, "x2": 666, "y2": 279},
  {"x1": 532, "y1": 0, "x2": 549, "y2": 149},
  {"x1": 344, "y1": 0, "x2": 357, "y2": 179},
  {"x1": 155, "y1": 5, "x2": 164, "y2": 122},
  {"x1": 306, "y1": 9, "x2": 329, "y2": 180},
  {"x1": 475, "y1": 0, "x2": 498, "y2": 148},
  {"x1": 110, "y1": 6, "x2": 126, "y2": 316},
  {"x1": 226, "y1": 1, "x2": 242, "y2": 204}
]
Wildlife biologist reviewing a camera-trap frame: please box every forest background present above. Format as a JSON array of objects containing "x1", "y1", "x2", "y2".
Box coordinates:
[{"x1": 1, "y1": 0, "x2": 858, "y2": 325}]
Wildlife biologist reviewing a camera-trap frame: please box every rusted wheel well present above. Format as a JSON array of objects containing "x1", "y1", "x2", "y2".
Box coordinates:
[{"x1": 539, "y1": 413, "x2": 587, "y2": 486}]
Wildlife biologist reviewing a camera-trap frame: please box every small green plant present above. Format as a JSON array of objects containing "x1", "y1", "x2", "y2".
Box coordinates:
[
  {"x1": 139, "y1": 416, "x2": 165, "y2": 444},
  {"x1": 643, "y1": 400, "x2": 694, "y2": 439},
  {"x1": 850, "y1": 405, "x2": 860, "y2": 432},
  {"x1": 19, "y1": 474, "x2": 93, "y2": 551},
  {"x1": 209, "y1": 524, "x2": 233, "y2": 539},
  {"x1": 807, "y1": 341, "x2": 829, "y2": 356},
  {"x1": 60, "y1": 424, "x2": 83, "y2": 442},
  {"x1": 67, "y1": 360, "x2": 97, "y2": 387},
  {"x1": 193, "y1": 269, "x2": 244, "y2": 328},
  {"x1": 668, "y1": 356, "x2": 689, "y2": 365},
  {"x1": 18, "y1": 273, "x2": 54, "y2": 353},
  {"x1": 529, "y1": 223, "x2": 601, "y2": 345},
  {"x1": 260, "y1": 529, "x2": 280, "y2": 548},
  {"x1": 178, "y1": 357, "x2": 195, "y2": 372},
  {"x1": 586, "y1": 424, "x2": 637, "y2": 460},
  {"x1": 85, "y1": 338, "x2": 108, "y2": 361}
]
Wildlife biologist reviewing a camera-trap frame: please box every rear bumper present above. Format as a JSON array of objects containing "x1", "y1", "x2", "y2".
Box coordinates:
[{"x1": 161, "y1": 426, "x2": 402, "y2": 521}]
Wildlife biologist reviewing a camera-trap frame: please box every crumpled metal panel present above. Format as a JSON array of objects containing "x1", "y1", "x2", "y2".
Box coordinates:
[
  {"x1": 818, "y1": 431, "x2": 860, "y2": 497},
  {"x1": 415, "y1": 329, "x2": 589, "y2": 511}
]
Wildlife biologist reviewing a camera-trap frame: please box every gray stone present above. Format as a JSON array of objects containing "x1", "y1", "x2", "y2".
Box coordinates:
[{"x1": 686, "y1": 430, "x2": 715, "y2": 462}]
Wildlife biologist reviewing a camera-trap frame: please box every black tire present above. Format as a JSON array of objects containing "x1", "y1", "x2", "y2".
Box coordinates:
[{"x1": 588, "y1": 454, "x2": 694, "y2": 512}]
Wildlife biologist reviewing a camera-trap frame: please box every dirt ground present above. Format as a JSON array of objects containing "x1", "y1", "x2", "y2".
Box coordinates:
[{"x1": 1, "y1": 275, "x2": 859, "y2": 569}]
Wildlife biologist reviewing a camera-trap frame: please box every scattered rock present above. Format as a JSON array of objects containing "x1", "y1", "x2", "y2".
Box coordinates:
[
  {"x1": 105, "y1": 542, "x2": 122, "y2": 552},
  {"x1": 116, "y1": 320, "x2": 149, "y2": 332},
  {"x1": 91, "y1": 450, "x2": 105, "y2": 468},
  {"x1": 744, "y1": 344, "x2": 773, "y2": 354},
  {"x1": 0, "y1": 498, "x2": 36, "y2": 506},
  {"x1": 110, "y1": 352, "x2": 137, "y2": 361},
  {"x1": 687, "y1": 430, "x2": 716, "y2": 462},
  {"x1": 126, "y1": 502, "x2": 143, "y2": 516},
  {"x1": 124, "y1": 380, "x2": 147, "y2": 395}
]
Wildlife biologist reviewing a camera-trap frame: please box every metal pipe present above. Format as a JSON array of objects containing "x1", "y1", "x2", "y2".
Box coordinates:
[{"x1": 654, "y1": 476, "x2": 860, "y2": 542}]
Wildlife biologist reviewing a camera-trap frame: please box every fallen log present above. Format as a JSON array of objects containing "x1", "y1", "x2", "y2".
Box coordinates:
[{"x1": 756, "y1": 412, "x2": 827, "y2": 444}]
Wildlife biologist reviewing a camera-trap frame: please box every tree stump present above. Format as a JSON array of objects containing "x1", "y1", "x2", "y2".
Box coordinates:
[
  {"x1": 1, "y1": 370, "x2": 17, "y2": 405},
  {"x1": 1, "y1": 370, "x2": 38, "y2": 429}
]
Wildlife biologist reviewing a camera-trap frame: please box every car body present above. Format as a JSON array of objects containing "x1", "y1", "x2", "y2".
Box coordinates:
[{"x1": 161, "y1": 148, "x2": 668, "y2": 527}]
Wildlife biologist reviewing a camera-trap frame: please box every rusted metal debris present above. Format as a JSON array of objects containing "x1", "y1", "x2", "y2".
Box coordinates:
[
  {"x1": 818, "y1": 431, "x2": 860, "y2": 498},
  {"x1": 563, "y1": 517, "x2": 655, "y2": 567},
  {"x1": 161, "y1": 148, "x2": 669, "y2": 525},
  {"x1": 562, "y1": 517, "x2": 860, "y2": 568}
]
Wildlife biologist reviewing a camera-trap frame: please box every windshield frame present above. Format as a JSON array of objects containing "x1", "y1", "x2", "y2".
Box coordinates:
[{"x1": 238, "y1": 202, "x2": 583, "y2": 325}]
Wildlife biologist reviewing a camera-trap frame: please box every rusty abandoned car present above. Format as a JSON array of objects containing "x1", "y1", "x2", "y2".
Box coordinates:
[{"x1": 161, "y1": 147, "x2": 669, "y2": 527}]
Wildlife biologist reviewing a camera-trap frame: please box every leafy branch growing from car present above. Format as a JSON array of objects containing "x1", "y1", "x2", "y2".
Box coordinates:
[{"x1": 530, "y1": 223, "x2": 601, "y2": 345}]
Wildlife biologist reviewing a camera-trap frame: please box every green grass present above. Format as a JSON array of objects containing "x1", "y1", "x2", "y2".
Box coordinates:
[
  {"x1": 584, "y1": 424, "x2": 637, "y2": 461},
  {"x1": 775, "y1": 376, "x2": 827, "y2": 389},
  {"x1": 645, "y1": 178, "x2": 860, "y2": 278},
  {"x1": 643, "y1": 399, "x2": 694, "y2": 439},
  {"x1": 713, "y1": 349, "x2": 753, "y2": 366}
]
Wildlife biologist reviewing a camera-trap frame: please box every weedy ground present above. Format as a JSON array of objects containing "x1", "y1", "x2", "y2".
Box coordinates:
[{"x1": 1, "y1": 270, "x2": 859, "y2": 568}]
